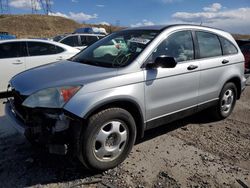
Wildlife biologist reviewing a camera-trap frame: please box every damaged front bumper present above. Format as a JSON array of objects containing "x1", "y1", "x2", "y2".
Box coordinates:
[
  {"x1": 5, "y1": 100, "x2": 76, "y2": 155},
  {"x1": 5, "y1": 102, "x2": 25, "y2": 134}
]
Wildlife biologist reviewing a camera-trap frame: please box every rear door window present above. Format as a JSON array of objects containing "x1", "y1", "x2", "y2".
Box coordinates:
[
  {"x1": 196, "y1": 31, "x2": 222, "y2": 58},
  {"x1": 61, "y1": 36, "x2": 79, "y2": 47},
  {"x1": 27, "y1": 42, "x2": 64, "y2": 56},
  {"x1": 0, "y1": 42, "x2": 27, "y2": 59},
  {"x1": 81, "y1": 36, "x2": 99, "y2": 46},
  {"x1": 219, "y1": 37, "x2": 238, "y2": 55}
]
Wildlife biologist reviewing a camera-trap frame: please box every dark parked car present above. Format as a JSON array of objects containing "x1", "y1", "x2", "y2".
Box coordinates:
[
  {"x1": 236, "y1": 39, "x2": 250, "y2": 47},
  {"x1": 240, "y1": 44, "x2": 250, "y2": 73}
]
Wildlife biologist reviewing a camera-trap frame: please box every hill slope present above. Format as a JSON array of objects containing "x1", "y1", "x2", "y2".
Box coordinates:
[
  {"x1": 0, "y1": 14, "x2": 121, "y2": 38},
  {"x1": 0, "y1": 14, "x2": 82, "y2": 38}
]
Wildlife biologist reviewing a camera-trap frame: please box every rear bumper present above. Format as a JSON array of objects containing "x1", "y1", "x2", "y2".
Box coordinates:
[
  {"x1": 245, "y1": 68, "x2": 250, "y2": 74},
  {"x1": 5, "y1": 102, "x2": 25, "y2": 134}
]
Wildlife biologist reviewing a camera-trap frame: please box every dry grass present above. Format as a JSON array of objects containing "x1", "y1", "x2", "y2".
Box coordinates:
[
  {"x1": 232, "y1": 34, "x2": 250, "y2": 40},
  {"x1": 0, "y1": 14, "x2": 122, "y2": 38}
]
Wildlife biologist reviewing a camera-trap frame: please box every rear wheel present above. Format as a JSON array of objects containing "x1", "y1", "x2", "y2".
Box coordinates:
[
  {"x1": 211, "y1": 82, "x2": 237, "y2": 120},
  {"x1": 76, "y1": 108, "x2": 136, "y2": 170}
]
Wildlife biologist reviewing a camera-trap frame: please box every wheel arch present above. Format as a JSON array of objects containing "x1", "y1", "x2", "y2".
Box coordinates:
[
  {"x1": 224, "y1": 76, "x2": 242, "y2": 99},
  {"x1": 83, "y1": 99, "x2": 145, "y2": 140}
]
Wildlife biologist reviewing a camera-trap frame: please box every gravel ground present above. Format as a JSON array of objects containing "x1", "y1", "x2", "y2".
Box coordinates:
[{"x1": 0, "y1": 85, "x2": 249, "y2": 188}]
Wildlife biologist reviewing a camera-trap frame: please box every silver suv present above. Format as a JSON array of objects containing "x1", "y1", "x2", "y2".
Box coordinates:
[{"x1": 5, "y1": 25, "x2": 246, "y2": 170}]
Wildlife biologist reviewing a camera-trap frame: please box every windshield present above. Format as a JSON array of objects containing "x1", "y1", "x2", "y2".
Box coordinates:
[
  {"x1": 53, "y1": 35, "x2": 66, "y2": 42},
  {"x1": 71, "y1": 30, "x2": 159, "y2": 68}
]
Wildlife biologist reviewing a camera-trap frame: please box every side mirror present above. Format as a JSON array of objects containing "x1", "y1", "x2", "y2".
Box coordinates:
[{"x1": 146, "y1": 56, "x2": 177, "y2": 69}]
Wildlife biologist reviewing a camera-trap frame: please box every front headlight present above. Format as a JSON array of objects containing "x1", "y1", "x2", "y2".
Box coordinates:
[{"x1": 22, "y1": 86, "x2": 81, "y2": 108}]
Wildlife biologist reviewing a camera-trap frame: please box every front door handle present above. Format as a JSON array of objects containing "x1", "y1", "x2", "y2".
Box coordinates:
[
  {"x1": 187, "y1": 65, "x2": 198, "y2": 70},
  {"x1": 222, "y1": 59, "x2": 229, "y2": 64}
]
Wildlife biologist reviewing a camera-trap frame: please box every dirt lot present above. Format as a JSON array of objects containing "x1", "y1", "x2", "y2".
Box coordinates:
[{"x1": 0, "y1": 86, "x2": 250, "y2": 188}]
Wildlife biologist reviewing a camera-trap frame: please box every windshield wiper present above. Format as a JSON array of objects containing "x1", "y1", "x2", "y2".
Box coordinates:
[{"x1": 76, "y1": 59, "x2": 101, "y2": 66}]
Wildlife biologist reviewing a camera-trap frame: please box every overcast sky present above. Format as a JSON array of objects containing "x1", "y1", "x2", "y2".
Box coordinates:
[{"x1": 7, "y1": 0, "x2": 250, "y2": 34}]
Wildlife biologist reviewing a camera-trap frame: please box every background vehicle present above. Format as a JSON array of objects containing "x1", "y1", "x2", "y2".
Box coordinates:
[
  {"x1": 240, "y1": 44, "x2": 250, "y2": 73},
  {"x1": 93, "y1": 38, "x2": 127, "y2": 57},
  {"x1": 0, "y1": 32, "x2": 16, "y2": 40},
  {"x1": 6, "y1": 25, "x2": 246, "y2": 171},
  {"x1": 57, "y1": 33, "x2": 105, "y2": 50},
  {"x1": 236, "y1": 39, "x2": 250, "y2": 47},
  {"x1": 53, "y1": 34, "x2": 69, "y2": 42},
  {"x1": 0, "y1": 39, "x2": 80, "y2": 93},
  {"x1": 74, "y1": 27, "x2": 108, "y2": 35}
]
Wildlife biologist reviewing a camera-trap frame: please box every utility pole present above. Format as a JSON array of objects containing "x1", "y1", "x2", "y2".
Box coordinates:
[
  {"x1": 40, "y1": 0, "x2": 52, "y2": 15},
  {"x1": 115, "y1": 20, "x2": 120, "y2": 27},
  {"x1": 31, "y1": 0, "x2": 38, "y2": 14},
  {"x1": 0, "y1": 0, "x2": 10, "y2": 14}
]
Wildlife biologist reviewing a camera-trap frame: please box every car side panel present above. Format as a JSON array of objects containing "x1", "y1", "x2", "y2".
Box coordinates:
[
  {"x1": 144, "y1": 61, "x2": 200, "y2": 122},
  {"x1": 0, "y1": 57, "x2": 26, "y2": 92},
  {"x1": 198, "y1": 53, "x2": 245, "y2": 104}
]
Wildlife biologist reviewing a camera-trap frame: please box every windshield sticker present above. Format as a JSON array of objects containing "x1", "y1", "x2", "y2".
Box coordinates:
[{"x1": 129, "y1": 38, "x2": 150, "y2": 45}]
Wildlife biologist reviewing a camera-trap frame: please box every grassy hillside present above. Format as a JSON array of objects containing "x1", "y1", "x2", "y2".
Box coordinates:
[
  {"x1": 0, "y1": 14, "x2": 249, "y2": 40},
  {"x1": 0, "y1": 14, "x2": 121, "y2": 38},
  {"x1": 232, "y1": 34, "x2": 250, "y2": 40}
]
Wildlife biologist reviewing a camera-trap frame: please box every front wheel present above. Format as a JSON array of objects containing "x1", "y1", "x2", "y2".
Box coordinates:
[
  {"x1": 211, "y1": 82, "x2": 237, "y2": 120},
  {"x1": 76, "y1": 108, "x2": 136, "y2": 170}
]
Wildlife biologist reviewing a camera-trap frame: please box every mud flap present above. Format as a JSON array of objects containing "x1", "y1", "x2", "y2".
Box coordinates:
[
  {"x1": 246, "y1": 74, "x2": 250, "y2": 86},
  {"x1": 49, "y1": 144, "x2": 68, "y2": 155}
]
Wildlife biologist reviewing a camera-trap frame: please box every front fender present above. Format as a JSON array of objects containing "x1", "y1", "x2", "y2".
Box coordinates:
[{"x1": 63, "y1": 82, "x2": 145, "y2": 121}]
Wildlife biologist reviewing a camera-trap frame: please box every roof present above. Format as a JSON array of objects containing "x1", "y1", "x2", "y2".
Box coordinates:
[
  {"x1": 69, "y1": 33, "x2": 106, "y2": 36},
  {"x1": 0, "y1": 38, "x2": 53, "y2": 43},
  {"x1": 124, "y1": 24, "x2": 225, "y2": 32},
  {"x1": 0, "y1": 38, "x2": 79, "y2": 51}
]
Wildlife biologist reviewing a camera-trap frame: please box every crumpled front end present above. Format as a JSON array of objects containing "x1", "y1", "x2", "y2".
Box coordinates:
[{"x1": 5, "y1": 87, "x2": 79, "y2": 155}]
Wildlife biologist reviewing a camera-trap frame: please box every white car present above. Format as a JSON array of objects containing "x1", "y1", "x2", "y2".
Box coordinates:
[
  {"x1": 56, "y1": 33, "x2": 105, "y2": 50},
  {"x1": 0, "y1": 39, "x2": 80, "y2": 93},
  {"x1": 94, "y1": 38, "x2": 128, "y2": 58}
]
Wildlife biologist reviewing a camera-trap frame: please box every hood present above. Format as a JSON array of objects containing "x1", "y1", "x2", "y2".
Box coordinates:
[{"x1": 11, "y1": 60, "x2": 117, "y2": 96}]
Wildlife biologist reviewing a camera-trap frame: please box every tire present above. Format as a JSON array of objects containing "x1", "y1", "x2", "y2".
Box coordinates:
[
  {"x1": 76, "y1": 108, "x2": 137, "y2": 171},
  {"x1": 211, "y1": 82, "x2": 237, "y2": 120}
]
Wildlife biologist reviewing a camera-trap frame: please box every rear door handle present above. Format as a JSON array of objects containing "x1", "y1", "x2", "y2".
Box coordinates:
[
  {"x1": 56, "y1": 56, "x2": 63, "y2": 60},
  {"x1": 187, "y1": 65, "x2": 198, "y2": 70},
  {"x1": 222, "y1": 59, "x2": 229, "y2": 64},
  {"x1": 12, "y1": 60, "x2": 23, "y2": 65}
]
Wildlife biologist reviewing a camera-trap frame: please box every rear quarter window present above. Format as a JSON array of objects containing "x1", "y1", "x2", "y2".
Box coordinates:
[{"x1": 219, "y1": 37, "x2": 238, "y2": 55}]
